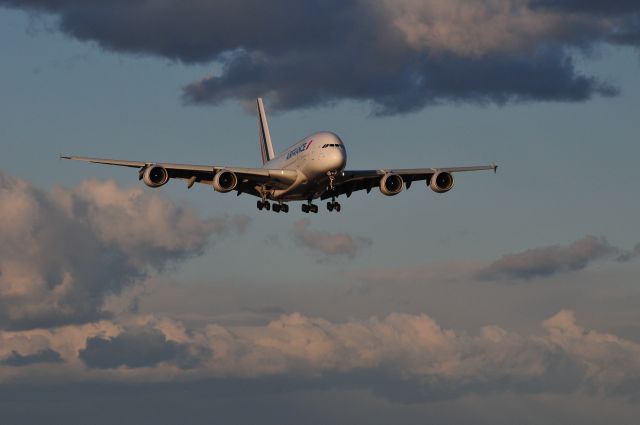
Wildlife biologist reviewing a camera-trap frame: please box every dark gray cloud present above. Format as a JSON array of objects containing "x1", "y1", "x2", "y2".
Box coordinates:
[
  {"x1": 0, "y1": 171, "x2": 249, "y2": 330},
  {"x1": 182, "y1": 45, "x2": 618, "y2": 115},
  {"x1": 477, "y1": 235, "x2": 639, "y2": 281},
  {"x1": 79, "y1": 328, "x2": 207, "y2": 370},
  {"x1": 1, "y1": 349, "x2": 63, "y2": 367},
  {"x1": 1, "y1": 0, "x2": 637, "y2": 114},
  {"x1": 1, "y1": 0, "x2": 357, "y2": 62}
]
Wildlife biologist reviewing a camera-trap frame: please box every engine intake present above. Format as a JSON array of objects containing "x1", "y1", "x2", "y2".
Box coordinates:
[
  {"x1": 213, "y1": 170, "x2": 238, "y2": 193},
  {"x1": 380, "y1": 173, "x2": 404, "y2": 196},
  {"x1": 143, "y1": 165, "x2": 169, "y2": 188},
  {"x1": 429, "y1": 171, "x2": 455, "y2": 193}
]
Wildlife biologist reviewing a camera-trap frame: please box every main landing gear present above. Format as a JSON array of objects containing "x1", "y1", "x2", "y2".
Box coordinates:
[
  {"x1": 326, "y1": 201, "x2": 341, "y2": 212},
  {"x1": 273, "y1": 203, "x2": 289, "y2": 213},
  {"x1": 257, "y1": 200, "x2": 289, "y2": 213},
  {"x1": 301, "y1": 202, "x2": 318, "y2": 214}
]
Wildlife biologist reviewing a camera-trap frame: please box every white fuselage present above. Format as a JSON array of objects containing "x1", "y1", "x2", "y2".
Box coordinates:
[{"x1": 263, "y1": 131, "x2": 347, "y2": 201}]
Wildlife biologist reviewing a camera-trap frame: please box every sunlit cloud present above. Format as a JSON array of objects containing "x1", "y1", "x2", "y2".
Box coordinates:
[
  {"x1": 0, "y1": 171, "x2": 250, "y2": 329},
  {"x1": 1, "y1": 309, "x2": 640, "y2": 402}
]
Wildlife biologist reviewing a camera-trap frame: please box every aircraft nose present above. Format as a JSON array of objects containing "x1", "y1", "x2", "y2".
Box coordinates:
[{"x1": 328, "y1": 148, "x2": 346, "y2": 171}]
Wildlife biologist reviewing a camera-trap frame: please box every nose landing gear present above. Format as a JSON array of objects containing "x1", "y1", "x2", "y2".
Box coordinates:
[{"x1": 327, "y1": 171, "x2": 337, "y2": 191}]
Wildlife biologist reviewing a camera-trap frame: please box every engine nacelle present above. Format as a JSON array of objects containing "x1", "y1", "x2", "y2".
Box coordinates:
[
  {"x1": 142, "y1": 165, "x2": 169, "y2": 188},
  {"x1": 429, "y1": 171, "x2": 455, "y2": 193},
  {"x1": 379, "y1": 173, "x2": 404, "y2": 196},
  {"x1": 213, "y1": 170, "x2": 238, "y2": 193}
]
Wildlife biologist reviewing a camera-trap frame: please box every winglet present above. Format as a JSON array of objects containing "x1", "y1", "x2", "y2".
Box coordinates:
[{"x1": 492, "y1": 162, "x2": 498, "y2": 174}]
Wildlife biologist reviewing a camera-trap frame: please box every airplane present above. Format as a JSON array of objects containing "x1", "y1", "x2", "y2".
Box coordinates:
[{"x1": 63, "y1": 98, "x2": 497, "y2": 214}]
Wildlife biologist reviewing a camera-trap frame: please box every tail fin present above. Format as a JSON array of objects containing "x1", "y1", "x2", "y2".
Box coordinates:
[{"x1": 257, "y1": 98, "x2": 276, "y2": 165}]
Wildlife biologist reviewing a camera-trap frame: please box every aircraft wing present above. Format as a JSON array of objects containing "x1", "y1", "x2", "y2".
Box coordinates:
[
  {"x1": 61, "y1": 156, "x2": 297, "y2": 194},
  {"x1": 321, "y1": 164, "x2": 497, "y2": 199}
]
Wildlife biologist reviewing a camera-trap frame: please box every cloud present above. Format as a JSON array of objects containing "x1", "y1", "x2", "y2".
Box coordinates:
[
  {"x1": 1, "y1": 0, "x2": 637, "y2": 114},
  {"x1": 616, "y1": 242, "x2": 640, "y2": 263},
  {"x1": 1, "y1": 310, "x2": 640, "y2": 402},
  {"x1": 477, "y1": 235, "x2": 621, "y2": 281},
  {"x1": 0, "y1": 171, "x2": 249, "y2": 330},
  {"x1": 349, "y1": 236, "x2": 640, "y2": 284},
  {"x1": 531, "y1": 0, "x2": 640, "y2": 16},
  {"x1": 292, "y1": 219, "x2": 372, "y2": 260},
  {"x1": 79, "y1": 327, "x2": 208, "y2": 370},
  {"x1": 1, "y1": 348, "x2": 63, "y2": 367}
]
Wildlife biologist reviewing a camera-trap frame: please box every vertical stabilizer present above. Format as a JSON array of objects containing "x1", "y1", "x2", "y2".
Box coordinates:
[{"x1": 257, "y1": 98, "x2": 276, "y2": 165}]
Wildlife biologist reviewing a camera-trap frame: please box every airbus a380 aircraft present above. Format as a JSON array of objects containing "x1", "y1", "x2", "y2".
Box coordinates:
[{"x1": 63, "y1": 98, "x2": 497, "y2": 214}]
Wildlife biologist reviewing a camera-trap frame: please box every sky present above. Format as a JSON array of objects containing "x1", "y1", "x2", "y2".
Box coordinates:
[{"x1": 0, "y1": 1, "x2": 640, "y2": 424}]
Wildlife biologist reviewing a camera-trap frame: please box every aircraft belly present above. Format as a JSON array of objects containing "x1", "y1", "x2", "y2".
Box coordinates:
[{"x1": 279, "y1": 177, "x2": 328, "y2": 201}]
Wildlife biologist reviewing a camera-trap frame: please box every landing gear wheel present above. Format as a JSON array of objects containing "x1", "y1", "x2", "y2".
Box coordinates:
[
  {"x1": 327, "y1": 202, "x2": 334, "y2": 212},
  {"x1": 264, "y1": 201, "x2": 271, "y2": 211},
  {"x1": 282, "y1": 204, "x2": 289, "y2": 213},
  {"x1": 335, "y1": 203, "x2": 341, "y2": 212},
  {"x1": 257, "y1": 200, "x2": 264, "y2": 210},
  {"x1": 311, "y1": 204, "x2": 319, "y2": 214},
  {"x1": 273, "y1": 204, "x2": 281, "y2": 213},
  {"x1": 302, "y1": 204, "x2": 309, "y2": 213}
]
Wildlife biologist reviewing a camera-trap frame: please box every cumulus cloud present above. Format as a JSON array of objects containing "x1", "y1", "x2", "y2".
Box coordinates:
[
  {"x1": 0, "y1": 171, "x2": 249, "y2": 329},
  {"x1": 477, "y1": 235, "x2": 624, "y2": 281},
  {"x1": 292, "y1": 219, "x2": 372, "y2": 260},
  {"x1": 1, "y1": 310, "x2": 640, "y2": 401},
  {"x1": 1, "y1": 0, "x2": 637, "y2": 114}
]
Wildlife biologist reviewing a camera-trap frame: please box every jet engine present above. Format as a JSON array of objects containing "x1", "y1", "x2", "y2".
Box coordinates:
[
  {"x1": 213, "y1": 170, "x2": 238, "y2": 193},
  {"x1": 379, "y1": 173, "x2": 404, "y2": 196},
  {"x1": 429, "y1": 171, "x2": 455, "y2": 193},
  {"x1": 142, "y1": 165, "x2": 169, "y2": 188}
]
